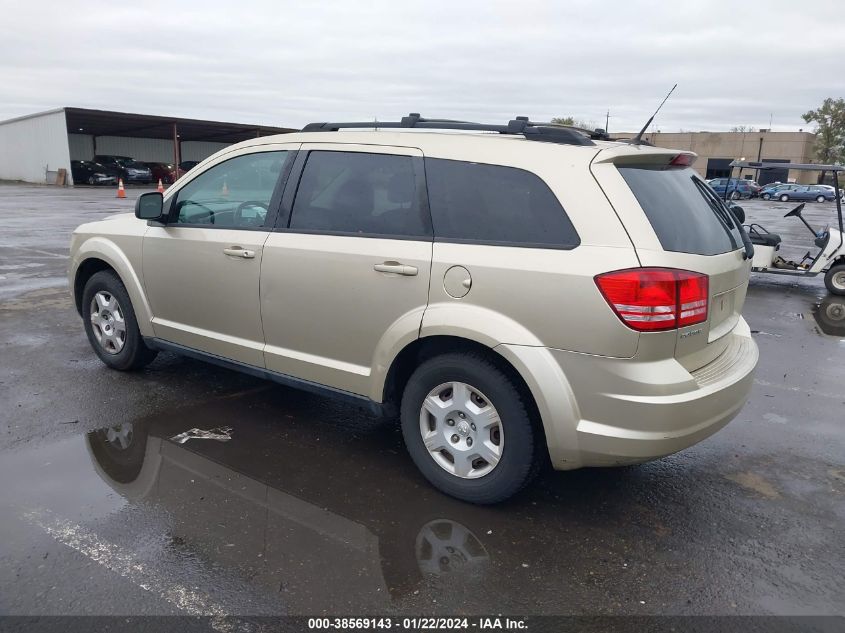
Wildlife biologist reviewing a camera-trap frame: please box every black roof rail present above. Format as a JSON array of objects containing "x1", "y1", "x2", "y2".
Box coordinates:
[{"x1": 301, "y1": 113, "x2": 604, "y2": 147}]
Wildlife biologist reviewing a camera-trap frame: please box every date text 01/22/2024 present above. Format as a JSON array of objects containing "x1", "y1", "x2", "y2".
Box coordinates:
[{"x1": 307, "y1": 617, "x2": 528, "y2": 630}]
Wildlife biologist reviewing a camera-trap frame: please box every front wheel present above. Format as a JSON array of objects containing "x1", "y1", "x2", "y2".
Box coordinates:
[
  {"x1": 82, "y1": 271, "x2": 158, "y2": 370},
  {"x1": 816, "y1": 195, "x2": 827, "y2": 203},
  {"x1": 400, "y1": 352, "x2": 540, "y2": 504},
  {"x1": 780, "y1": 194, "x2": 790, "y2": 202},
  {"x1": 825, "y1": 264, "x2": 845, "y2": 296},
  {"x1": 762, "y1": 193, "x2": 771, "y2": 200}
]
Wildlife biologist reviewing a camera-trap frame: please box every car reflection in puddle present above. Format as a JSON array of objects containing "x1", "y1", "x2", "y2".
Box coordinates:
[
  {"x1": 86, "y1": 412, "x2": 495, "y2": 613},
  {"x1": 811, "y1": 295, "x2": 845, "y2": 337}
]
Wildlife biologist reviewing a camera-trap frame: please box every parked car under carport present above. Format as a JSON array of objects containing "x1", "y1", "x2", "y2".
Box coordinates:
[{"x1": 70, "y1": 160, "x2": 119, "y2": 186}]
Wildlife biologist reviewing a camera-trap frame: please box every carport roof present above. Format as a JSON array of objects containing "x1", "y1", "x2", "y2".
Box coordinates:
[{"x1": 60, "y1": 107, "x2": 295, "y2": 143}]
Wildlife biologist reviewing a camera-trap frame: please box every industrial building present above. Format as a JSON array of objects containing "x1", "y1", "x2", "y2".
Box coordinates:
[
  {"x1": 0, "y1": 107, "x2": 294, "y2": 185},
  {"x1": 611, "y1": 130, "x2": 819, "y2": 185}
]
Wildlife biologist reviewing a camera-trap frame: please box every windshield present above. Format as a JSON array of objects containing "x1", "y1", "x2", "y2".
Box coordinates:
[{"x1": 618, "y1": 165, "x2": 744, "y2": 256}]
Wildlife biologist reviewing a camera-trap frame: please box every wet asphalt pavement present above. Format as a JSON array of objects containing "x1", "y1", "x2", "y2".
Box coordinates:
[{"x1": 0, "y1": 183, "x2": 843, "y2": 617}]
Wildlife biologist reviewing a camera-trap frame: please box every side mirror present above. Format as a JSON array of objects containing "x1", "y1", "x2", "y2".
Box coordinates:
[
  {"x1": 135, "y1": 191, "x2": 164, "y2": 221},
  {"x1": 728, "y1": 203, "x2": 745, "y2": 224}
]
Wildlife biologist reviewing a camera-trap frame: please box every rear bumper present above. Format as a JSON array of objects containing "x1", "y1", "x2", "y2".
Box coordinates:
[{"x1": 498, "y1": 318, "x2": 758, "y2": 469}]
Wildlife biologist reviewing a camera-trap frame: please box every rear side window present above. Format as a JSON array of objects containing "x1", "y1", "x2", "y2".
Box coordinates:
[
  {"x1": 289, "y1": 151, "x2": 429, "y2": 238},
  {"x1": 425, "y1": 158, "x2": 580, "y2": 248},
  {"x1": 618, "y1": 166, "x2": 743, "y2": 256}
]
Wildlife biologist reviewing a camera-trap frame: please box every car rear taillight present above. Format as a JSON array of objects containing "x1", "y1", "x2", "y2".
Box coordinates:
[{"x1": 595, "y1": 268, "x2": 709, "y2": 332}]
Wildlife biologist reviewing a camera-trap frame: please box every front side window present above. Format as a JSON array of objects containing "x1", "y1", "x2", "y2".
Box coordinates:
[
  {"x1": 289, "y1": 151, "x2": 428, "y2": 237},
  {"x1": 172, "y1": 151, "x2": 290, "y2": 228},
  {"x1": 424, "y1": 158, "x2": 580, "y2": 248}
]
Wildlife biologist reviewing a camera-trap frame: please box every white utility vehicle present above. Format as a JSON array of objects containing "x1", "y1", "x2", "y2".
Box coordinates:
[{"x1": 728, "y1": 160, "x2": 845, "y2": 295}]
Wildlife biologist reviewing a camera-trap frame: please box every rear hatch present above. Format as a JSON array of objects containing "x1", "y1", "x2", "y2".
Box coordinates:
[{"x1": 590, "y1": 146, "x2": 751, "y2": 371}]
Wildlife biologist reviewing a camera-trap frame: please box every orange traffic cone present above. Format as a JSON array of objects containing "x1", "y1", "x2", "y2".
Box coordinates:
[
  {"x1": 116, "y1": 178, "x2": 126, "y2": 199},
  {"x1": 157, "y1": 178, "x2": 165, "y2": 193}
]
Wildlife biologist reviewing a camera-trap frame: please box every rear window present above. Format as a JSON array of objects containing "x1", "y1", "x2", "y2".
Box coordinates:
[
  {"x1": 425, "y1": 158, "x2": 580, "y2": 248},
  {"x1": 618, "y1": 166, "x2": 743, "y2": 256}
]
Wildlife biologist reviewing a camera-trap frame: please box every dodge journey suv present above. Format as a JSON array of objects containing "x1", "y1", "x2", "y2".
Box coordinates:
[{"x1": 69, "y1": 114, "x2": 759, "y2": 503}]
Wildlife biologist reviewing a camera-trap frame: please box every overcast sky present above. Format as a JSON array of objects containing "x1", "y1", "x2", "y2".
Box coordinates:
[{"x1": 1, "y1": 0, "x2": 843, "y2": 133}]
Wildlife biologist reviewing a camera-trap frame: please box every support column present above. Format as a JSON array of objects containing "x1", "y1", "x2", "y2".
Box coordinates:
[{"x1": 173, "y1": 123, "x2": 181, "y2": 178}]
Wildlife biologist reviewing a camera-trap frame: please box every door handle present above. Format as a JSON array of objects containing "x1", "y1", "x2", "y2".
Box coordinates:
[
  {"x1": 223, "y1": 246, "x2": 255, "y2": 259},
  {"x1": 374, "y1": 261, "x2": 418, "y2": 276}
]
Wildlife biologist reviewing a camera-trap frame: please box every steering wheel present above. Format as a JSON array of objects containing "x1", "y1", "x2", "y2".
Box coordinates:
[
  {"x1": 234, "y1": 201, "x2": 269, "y2": 227},
  {"x1": 179, "y1": 200, "x2": 215, "y2": 224},
  {"x1": 784, "y1": 203, "x2": 805, "y2": 218}
]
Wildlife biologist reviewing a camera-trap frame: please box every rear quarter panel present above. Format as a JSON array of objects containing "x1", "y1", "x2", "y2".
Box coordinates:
[{"x1": 420, "y1": 140, "x2": 642, "y2": 358}]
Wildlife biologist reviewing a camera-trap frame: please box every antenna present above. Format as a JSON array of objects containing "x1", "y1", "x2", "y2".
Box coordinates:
[{"x1": 631, "y1": 84, "x2": 677, "y2": 146}]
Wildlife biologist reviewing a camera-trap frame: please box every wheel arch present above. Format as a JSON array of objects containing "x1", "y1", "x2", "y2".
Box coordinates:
[
  {"x1": 73, "y1": 258, "x2": 116, "y2": 316},
  {"x1": 70, "y1": 238, "x2": 153, "y2": 336},
  {"x1": 380, "y1": 335, "x2": 553, "y2": 464}
]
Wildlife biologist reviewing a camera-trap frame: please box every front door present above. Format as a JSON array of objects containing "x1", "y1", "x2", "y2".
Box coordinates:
[
  {"x1": 142, "y1": 148, "x2": 296, "y2": 366},
  {"x1": 261, "y1": 144, "x2": 433, "y2": 396}
]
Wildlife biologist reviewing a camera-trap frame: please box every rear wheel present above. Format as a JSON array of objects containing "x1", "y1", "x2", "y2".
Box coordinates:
[
  {"x1": 730, "y1": 190, "x2": 741, "y2": 200},
  {"x1": 816, "y1": 195, "x2": 827, "y2": 203},
  {"x1": 82, "y1": 271, "x2": 157, "y2": 370},
  {"x1": 780, "y1": 193, "x2": 790, "y2": 202},
  {"x1": 825, "y1": 264, "x2": 845, "y2": 296},
  {"x1": 400, "y1": 352, "x2": 539, "y2": 504}
]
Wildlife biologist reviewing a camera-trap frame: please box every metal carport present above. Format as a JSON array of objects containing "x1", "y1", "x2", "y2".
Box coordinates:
[{"x1": 0, "y1": 107, "x2": 294, "y2": 185}]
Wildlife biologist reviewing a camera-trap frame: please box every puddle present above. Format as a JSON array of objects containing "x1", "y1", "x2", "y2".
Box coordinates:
[
  {"x1": 0, "y1": 399, "x2": 840, "y2": 615},
  {"x1": 811, "y1": 295, "x2": 845, "y2": 337},
  {"x1": 0, "y1": 418, "x2": 504, "y2": 615}
]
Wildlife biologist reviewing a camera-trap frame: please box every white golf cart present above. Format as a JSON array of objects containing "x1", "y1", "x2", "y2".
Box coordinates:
[{"x1": 727, "y1": 160, "x2": 845, "y2": 296}]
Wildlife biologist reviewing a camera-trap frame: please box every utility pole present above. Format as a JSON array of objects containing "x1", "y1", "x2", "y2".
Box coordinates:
[{"x1": 605, "y1": 109, "x2": 610, "y2": 134}]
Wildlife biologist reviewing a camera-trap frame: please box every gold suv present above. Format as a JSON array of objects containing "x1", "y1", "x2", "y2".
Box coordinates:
[{"x1": 69, "y1": 115, "x2": 759, "y2": 503}]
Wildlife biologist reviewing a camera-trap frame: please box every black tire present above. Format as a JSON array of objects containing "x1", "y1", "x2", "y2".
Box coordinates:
[
  {"x1": 82, "y1": 270, "x2": 157, "y2": 370},
  {"x1": 87, "y1": 176, "x2": 96, "y2": 185},
  {"x1": 780, "y1": 194, "x2": 790, "y2": 202},
  {"x1": 824, "y1": 263, "x2": 845, "y2": 296},
  {"x1": 816, "y1": 195, "x2": 826, "y2": 203},
  {"x1": 762, "y1": 193, "x2": 771, "y2": 200},
  {"x1": 400, "y1": 352, "x2": 540, "y2": 504}
]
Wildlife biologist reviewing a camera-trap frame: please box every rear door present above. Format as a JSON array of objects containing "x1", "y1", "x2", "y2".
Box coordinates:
[
  {"x1": 260, "y1": 144, "x2": 432, "y2": 396},
  {"x1": 592, "y1": 152, "x2": 751, "y2": 370}
]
